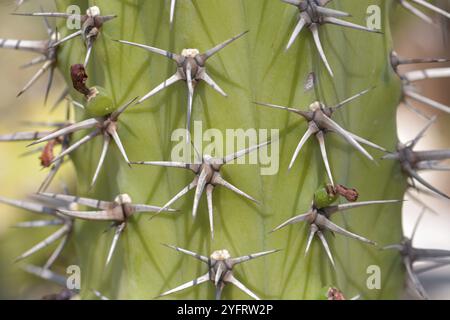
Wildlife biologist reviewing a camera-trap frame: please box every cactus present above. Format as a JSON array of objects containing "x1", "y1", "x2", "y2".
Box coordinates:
[{"x1": 1, "y1": 0, "x2": 450, "y2": 300}]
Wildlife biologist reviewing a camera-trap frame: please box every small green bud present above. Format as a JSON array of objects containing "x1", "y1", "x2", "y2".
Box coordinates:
[
  {"x1": 86, "y1": 87, "x2": 114, "y2": 117},
  {"x1": 313, "y1": 184, "x2": 337, "y2": 209}
]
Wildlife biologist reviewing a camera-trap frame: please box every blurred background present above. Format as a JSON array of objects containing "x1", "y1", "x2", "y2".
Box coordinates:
[
  {"x1": 0, "y1": 0, "x2": 449, "y2": 299},
  {"x1": 391, "y1": 0, "x2": 450, "y2": 299}
]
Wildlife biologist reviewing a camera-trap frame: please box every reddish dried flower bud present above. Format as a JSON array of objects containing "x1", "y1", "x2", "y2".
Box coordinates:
[
  {"x1": 39, "y1": 140, "x2": 57, "y2": 168},
  {"x1": 70, "y1": 64, "x2": 91, "y2": 96},
  {"x1": 327, "y1": 287, "x2": 346, "y2": 300},
  {"x1": 335, "y1": 184, "x2": 359, "y2": 202}
]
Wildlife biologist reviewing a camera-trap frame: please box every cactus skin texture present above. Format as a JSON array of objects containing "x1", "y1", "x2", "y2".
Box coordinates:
[{"x1": 51, "y1": 0, "x2": 405, "y2": 299}]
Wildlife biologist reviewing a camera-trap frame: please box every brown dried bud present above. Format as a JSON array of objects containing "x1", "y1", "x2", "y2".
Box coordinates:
[
  {"x1": 335, "y1": 184, "x2": 359, "y2": 202},
  {"x1": 70, "y1": 64, "x2": 91, "y2": 96},
  {"x1": 327, "y1": 287, "x2": 346, "y2": 300},
  {"x1": 39, "y1": 140, "x2": 58, "y2": 168}
]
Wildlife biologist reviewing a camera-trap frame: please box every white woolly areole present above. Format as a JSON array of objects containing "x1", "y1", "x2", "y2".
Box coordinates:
[
  {"x1": 211, "y1": 249, "x2": 231, "y2": 260},
  {"x1": 115, "y1": 193, "x2": 132, "y2": 204},
  {"x1": 87, "y1": 6, "x2": 101, "y2": 17},
  {"x1": 181, "y1": 48, "x2": 200, "y2": 58},
  {"x1": 309, "y1": 101, "x2": 321, "y2": 111}
]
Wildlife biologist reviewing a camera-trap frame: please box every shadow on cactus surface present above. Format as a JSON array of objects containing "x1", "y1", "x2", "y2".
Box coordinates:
[{"x1": 1, "y1": 0, "x2": 450, "y2": 300}]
